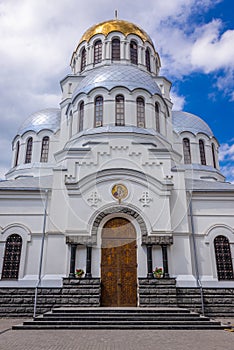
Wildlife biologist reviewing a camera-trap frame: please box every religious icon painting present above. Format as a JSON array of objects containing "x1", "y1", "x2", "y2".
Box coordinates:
[{"x1": 111, "y1": 184, "x2": 128, "y2": 203}]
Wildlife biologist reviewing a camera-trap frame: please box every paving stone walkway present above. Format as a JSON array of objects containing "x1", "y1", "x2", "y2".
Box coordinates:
[{"x1": 0, "y1": 318, "x2": 233, "y2": 350}]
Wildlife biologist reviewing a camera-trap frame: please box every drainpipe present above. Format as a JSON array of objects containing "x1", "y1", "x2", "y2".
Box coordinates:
[
  {"x1": 189, "y1": 191, "x2": 205, "y2": 315},
  {"x1": 33, "y1": 189, "x2": 49, "y2": 318}
]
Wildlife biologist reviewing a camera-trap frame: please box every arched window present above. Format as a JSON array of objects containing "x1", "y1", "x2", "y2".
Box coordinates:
[
  {"x1": 14, "y1": 141, "x2": 20, "y2": 167},
  {"x1": 80, "y1": 47, "x2": 86, "y2": 71},
  {"x1": 79, "y1": 101, "x2": 84, "y2": 132},
  {"x1": 214, "y1": 235, "x2": 234, "y2": 280},
  {"x1": 2, "y1": 234, "x2": 22, "y2": 279},
  {"x1": 95, "y1": 96, "x2": 103, "y2": 127},
  {"x1": 155, "y1": 103, "x2": 160, "y2": 132},
  {"x1": 25, "y1": 137, "x2": 33, "y2": 164},
  {"x1": 40, "y1": 136, "x2": 50, "y2": 163},
  {"x1": 199, "y1": 139, "x2": 206, "y2": 165},
  {"x1": 94, "y1": 40, "x2": 102, "y2": 64},
  {"x1": 212, "y1": 143, "x2": 217, "y2": 168},
  {"x1": 115, "y1": 95, "x2": 125, "y2": 126},
  {"x1": 137, "y1": 97, "x2": 145, "y2": 128},
  {"x1": 112, "y1": 38, "x2": 120, "y2": 61},
  {"x1": 145, "y1": 48, "x2": 151, "y2": 72},
  {"x1": 130, "y1": 40, "x2": 138, "y2": 65},
  {"x1": 183, "y1": 138, "x2": 191, "y2": 164}
]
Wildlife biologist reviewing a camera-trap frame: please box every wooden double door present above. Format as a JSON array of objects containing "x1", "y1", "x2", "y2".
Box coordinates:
[{"x1": 101, "y1": 218, "x2": 137, "y2": 307}]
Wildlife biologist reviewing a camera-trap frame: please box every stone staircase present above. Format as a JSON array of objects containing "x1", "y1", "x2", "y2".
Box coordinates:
[{"x1": 12, "y1": 307, "x2": 226, "y2": 330}]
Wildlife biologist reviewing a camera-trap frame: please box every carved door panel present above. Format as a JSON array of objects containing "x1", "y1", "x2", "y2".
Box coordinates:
[{"x1": 101, "y1": 218, "x2": 137, "y2": 307}]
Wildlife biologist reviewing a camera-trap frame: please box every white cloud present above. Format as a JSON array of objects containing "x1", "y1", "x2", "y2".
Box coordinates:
[
  {"x1": 170, "y1": 91, "x2": 186, "y2": 111},
  {"x1": 191, "y1": 20, "x2": 234, "y2": 73},
  {"x1": 219, "y1": 143, "x2": 234, "y2": 161},
  {"x1": 220, "y1": 165, "x2": 234, "y2": 184},
  {"x1": 219, "y1": 143, "x2": 234, "y2": 183}
]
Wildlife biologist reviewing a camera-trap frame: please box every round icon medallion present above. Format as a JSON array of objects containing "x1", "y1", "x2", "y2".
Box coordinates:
[{"x1": 111, "y1": 184, "x2": 128, "y2": 202}]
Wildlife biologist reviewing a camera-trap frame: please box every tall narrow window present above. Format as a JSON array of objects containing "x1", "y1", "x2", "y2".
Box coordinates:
[
  {"x1": 112, "y1": 38, "x2": 120, "y2": 61},
  {"x1": 145, "y1": 48, "x2": 151, "y2": 72},
  {"x1": 40, "y1": 136, "x2": 50, "y2": 163},
  {"x1": 155, "y1": 103, "x2": 160, "y2": 132},
  {"x1": 137, "y1": 97, "x2": 145, "y2": 128},
  {"x1": 130, "y1": 40, "x2": 138, "y2": 65},
  {"x1": 199, "y1": 139, "x2": 206, "y2": 165},
  {"x1": 81, "y1": 48, "x2": 86, "y2": 71},
  {"x1": 2, "y1": 234, "x2": 22, "y2": 279},
  {"x1": 115, "y1": 95, "x2": 125, "y2": 126},
  {"x1": 69, "y1": 112, "x2": 73, "y2": 138},
  {"x1": 79, "y1": 101, "x2": 84, "y2": 132},
  {"x1": 94, "y1": 40, "x2": 102, "y2": 64},
  {"x1": 183, "y1": 138, "x2": 191, "y2": 164},
  {"x1": 25, "y1": 137, "x2": 33, "y2": 164},
  {"x1": 95, "y1": 96, "x2": 103, "y2": 127},
  {"x1": 214, "y1": 235, "x2": 234, "y2": 280},
  {"x1": 212, "y1": 143, "x2": 217, "y2": 168},
  {"x1": 14, "y1": 141, "x2": 20, "y2": 167}
]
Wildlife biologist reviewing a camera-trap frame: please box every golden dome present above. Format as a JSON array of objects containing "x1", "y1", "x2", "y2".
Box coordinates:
[{"x1": 79, "y1": 19, "x2": 153, "y2": 45}]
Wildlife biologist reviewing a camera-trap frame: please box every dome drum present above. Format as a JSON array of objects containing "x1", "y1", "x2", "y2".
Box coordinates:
[{"x1": 71, "y1": 20, "x2": 160, "y2": 76}]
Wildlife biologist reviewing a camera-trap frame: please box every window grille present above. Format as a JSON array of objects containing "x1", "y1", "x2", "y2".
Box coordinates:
[
  {"x1": 214, "y1": 235, "x2": 234, "y2": 280},
  {"x1": 2, "y1": 234, "x2": 22, "y2": 279}
]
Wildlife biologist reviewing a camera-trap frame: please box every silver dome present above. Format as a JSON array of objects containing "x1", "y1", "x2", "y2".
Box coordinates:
[
  {"x1": 73, "y1": 65, "x2": 162, "y2": 98},
  {"x1": 172, "y1": 111, "x2": 213, "y2": 137},
  {"x1": 18, "y1": 108, "x2": 61, "y2": 135}
]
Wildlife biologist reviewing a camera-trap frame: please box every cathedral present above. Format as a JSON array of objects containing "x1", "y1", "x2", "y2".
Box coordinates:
[{"x1": 0, "y1": 18, "x2": 233, "y2": 314}]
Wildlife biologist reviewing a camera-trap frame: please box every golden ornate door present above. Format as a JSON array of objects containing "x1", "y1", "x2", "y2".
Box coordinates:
[{"x1": 101, "y1": 218, "x2": 137, "y2": 307}]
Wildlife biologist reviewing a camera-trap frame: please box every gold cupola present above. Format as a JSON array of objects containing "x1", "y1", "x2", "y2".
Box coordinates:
[{"x1": 79, "y1": 19, "x2": 154, "y2": 45}]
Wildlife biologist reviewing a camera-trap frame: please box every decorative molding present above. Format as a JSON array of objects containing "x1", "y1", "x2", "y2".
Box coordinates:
[
  {"x1": 142, "y1": 235, "x2": 173, "y2": 245},
  {"x1": 66, "y1": 235, "x2": 96, "y2": 246},
  {"x1": 139, "y1": 191, "x2": 152, "y2": 207},
  {"x1": 65, "y1": 175, "x2": 77, "y2": 184},
  {"x1": 91, "y1": 206, "x2": 148, "y2": 243},
  {"x1": 87, "y1": 192, "x2": 101, "y2": 207}
]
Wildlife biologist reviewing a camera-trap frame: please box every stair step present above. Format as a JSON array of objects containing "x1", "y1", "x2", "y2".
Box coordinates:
[
  {"x1": 13, "y1": 324, "x2": 224, "y2": 330},
  {"x1": 51, "y1": 308, "x2": 189, "y2": 314},
  {"x1": 22, "y1": 321, "x2": 221, "y2": 327},
  {"x1": 42, "y1": 315, "x2": 206, "y2": 321}
]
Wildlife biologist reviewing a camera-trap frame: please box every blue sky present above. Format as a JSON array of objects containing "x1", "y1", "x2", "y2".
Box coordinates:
[{"x1": 0, "y1": 0, "x2": 233, "y2": 181}]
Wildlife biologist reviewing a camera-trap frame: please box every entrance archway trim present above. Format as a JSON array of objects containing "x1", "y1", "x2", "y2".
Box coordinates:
[{"x1": 91, "y1": 205, "x2": 148, "y2": 245}]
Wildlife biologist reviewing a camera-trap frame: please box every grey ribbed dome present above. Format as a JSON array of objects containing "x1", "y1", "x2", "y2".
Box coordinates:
[
  {"x1": 172, "y1": 111, "x2": 213, "y2": 137},
  {"x1": 73, "y1": 65, "x2": 161, "y2": 98},
  {"x1": 18, "y1": 108, "x2": 61, "y2": 135}
]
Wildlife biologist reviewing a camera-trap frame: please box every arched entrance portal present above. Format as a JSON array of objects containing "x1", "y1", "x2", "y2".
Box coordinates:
[{"x1": 101, "y1": 217, "x2": 137, "y2": 307}]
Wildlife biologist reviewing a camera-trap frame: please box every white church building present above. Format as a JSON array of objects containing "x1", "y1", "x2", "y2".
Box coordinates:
[{"x1": 0, "y1": 19, "x2": 234, "y2": 313}]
